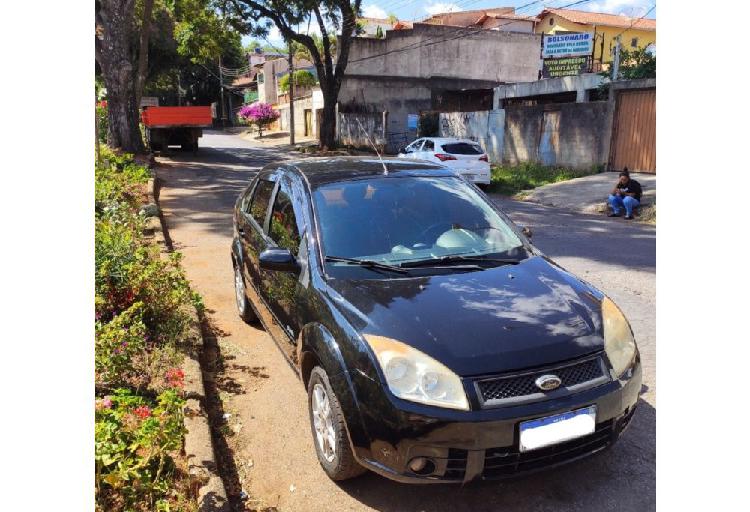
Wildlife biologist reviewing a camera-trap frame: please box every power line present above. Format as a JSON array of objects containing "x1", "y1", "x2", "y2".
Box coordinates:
[
  {"x1": 348, "y1": 0, "x2": 592, "y2": 66},
  {"x1": 612, "y1": 4, "x2": 656, "y2": 40}
]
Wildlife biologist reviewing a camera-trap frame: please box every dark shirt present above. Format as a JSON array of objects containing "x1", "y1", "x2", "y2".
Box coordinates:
[{"x1": 617, "y1": 179, "x2": 642, "y2": 201}]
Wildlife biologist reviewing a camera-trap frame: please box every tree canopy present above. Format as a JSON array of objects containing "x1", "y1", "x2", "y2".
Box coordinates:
[{"x1": 279, "y1": 70, "x2": 318, "y2": 92}]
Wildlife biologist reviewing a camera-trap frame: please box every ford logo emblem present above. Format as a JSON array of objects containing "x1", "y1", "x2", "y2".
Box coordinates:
[{"x1": 535, "y1": 374, "x2": 562, "y2": 391}]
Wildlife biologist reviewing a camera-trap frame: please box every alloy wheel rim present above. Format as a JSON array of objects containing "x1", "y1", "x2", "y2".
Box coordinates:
[
  {"x1": 311, "y1": 383, "x2": 336, "y2": 462},
  {"x1": 234, "y1": 266, "x2": 245, "y2": 313}
]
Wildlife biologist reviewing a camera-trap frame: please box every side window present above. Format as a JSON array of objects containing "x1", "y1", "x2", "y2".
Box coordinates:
[
  {"x1": 423, "y1": 140, "x2": 434, "y2": 151},
  {"x1": 249, "y1": 179, "x2": 275, "y2": 226},
  {"x1": 268, "y1": 184, "x2": 302, "y2": 255}
]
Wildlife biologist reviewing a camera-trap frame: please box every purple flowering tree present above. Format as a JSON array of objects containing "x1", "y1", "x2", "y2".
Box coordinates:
[{"x1": 238, "y1": 102, "x2": 280, "y2": 138}]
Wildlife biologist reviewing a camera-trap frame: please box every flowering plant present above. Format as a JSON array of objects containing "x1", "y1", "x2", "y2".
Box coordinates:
[{"x1": 238, "y1": 101, "x2": 279, "y2": 137}]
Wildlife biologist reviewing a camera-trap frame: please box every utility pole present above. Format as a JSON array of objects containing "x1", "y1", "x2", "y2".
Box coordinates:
[
  {"x1": 611, "y1": 39, "x2": 622, "y2": 81},
  {"x1": 218, "y1": 56, "x2": 226, "y2": 128},
  {"x1": 288, "y1": 41, "x2": 295, "y2": 145}
]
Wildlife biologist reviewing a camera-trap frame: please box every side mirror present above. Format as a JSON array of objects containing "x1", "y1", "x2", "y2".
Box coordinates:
[
  {"x1": 522, "y1": 226, "x2": 533, "y2": 239},
  {"x1": 259, "y1": 248, "x2": 300, "y2": 273}
]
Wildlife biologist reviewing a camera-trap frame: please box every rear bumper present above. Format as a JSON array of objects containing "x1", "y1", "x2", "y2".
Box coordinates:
[
  {"x1": 460, "y1": 171, "x2": 491, "y2": 185},
  {"x1": 350, "y1": 360, "x2": 641, "y2": 484}
]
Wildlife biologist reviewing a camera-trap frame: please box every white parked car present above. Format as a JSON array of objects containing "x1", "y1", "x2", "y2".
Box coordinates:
[{"x1": 397, "y1": 137, "x2": 491, "y2": 187}]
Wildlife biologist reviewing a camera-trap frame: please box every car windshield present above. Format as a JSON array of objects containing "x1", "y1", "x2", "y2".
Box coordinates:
[{"x1": 312, "y1": 176, "x2": 525, "y2": 268}]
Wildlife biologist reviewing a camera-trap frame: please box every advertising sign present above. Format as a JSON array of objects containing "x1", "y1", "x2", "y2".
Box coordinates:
[
  {"x1": 542, "y1": 33, "x2": 593, "y2": 58},
  {"x1": 541, "y1": 56, "x2": 591, "y2": 78}
]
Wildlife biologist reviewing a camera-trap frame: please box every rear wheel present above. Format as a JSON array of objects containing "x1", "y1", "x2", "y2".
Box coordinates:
[
  {"x1": 308, "y1": 367, "x2": 367, "y2": 481},
  {"x1": 234, "y1": 263, "x2": 257, "y2": 324}
]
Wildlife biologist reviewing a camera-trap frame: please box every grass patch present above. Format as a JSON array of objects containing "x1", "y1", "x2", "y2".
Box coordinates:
[{"x1": 488, "y1": 162, "x2": 601, "y2": 196}]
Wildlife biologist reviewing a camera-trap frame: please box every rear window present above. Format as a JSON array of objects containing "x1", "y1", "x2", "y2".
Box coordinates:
[{"x1": 441, "y1": 142, "x2": 483, "y2": 155}]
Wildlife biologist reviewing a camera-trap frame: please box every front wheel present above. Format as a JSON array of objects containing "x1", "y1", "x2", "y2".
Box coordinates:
[
  {"x1": 234, "y1": 263, "x2": 257, "y2": 324},
  {"x1": 308, "y1": 367, "x2": 367, "y2": 481}
]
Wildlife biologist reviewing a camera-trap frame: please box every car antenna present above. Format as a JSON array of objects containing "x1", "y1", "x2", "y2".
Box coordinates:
[{"x1": 355, "y1": 117, "x2": 388, "y2": 175}]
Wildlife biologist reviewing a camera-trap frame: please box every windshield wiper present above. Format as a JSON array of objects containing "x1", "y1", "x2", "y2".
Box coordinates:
[
  {"x1": 399, "y1": 254, "x2": 521, "y2": 269},
  {"x1": 325, "y1": 255, "x2": 409, "y2": 274}
]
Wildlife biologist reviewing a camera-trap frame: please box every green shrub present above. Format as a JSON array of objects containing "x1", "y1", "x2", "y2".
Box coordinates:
[
  {"x1": 95, "y1": 388, "x2": 191, "y2": 511},
  {"x1": 95, "y1": 147, "x2": 200, "y2": 510},
  {"x1": 489, "y1": 162, "x2": 597, "y2": 196}
]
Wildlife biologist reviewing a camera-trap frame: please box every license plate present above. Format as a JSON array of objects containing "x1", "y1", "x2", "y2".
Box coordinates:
[{"x1": 519, "y1": 406, "x2": 596, "y2": 452}]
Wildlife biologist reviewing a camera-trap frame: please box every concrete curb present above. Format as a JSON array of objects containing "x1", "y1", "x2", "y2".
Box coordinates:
[{"x1": 148, "y1": 166, "x2": 231, "y2": 512}]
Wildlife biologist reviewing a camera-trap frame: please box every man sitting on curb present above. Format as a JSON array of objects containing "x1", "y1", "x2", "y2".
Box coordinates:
[{"x1": 608, "y1": 168, "x2": 643, "y2": 220}]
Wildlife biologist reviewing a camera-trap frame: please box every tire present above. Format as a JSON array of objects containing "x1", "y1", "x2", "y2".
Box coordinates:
[
  {"x1": 308, "y1": 367, "x2": 367, "y2": 481},
  {"x1": 233, "y1": 262, "x2": 257, "y2": 324}
]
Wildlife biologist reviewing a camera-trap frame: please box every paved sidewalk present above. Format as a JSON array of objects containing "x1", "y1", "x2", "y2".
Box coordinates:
[{"x1": 521, "y1": 172, "x2": 656, "y2": 215}]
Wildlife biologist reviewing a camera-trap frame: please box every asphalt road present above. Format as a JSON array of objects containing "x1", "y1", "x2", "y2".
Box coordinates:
[{"x1": 157, "y1": 130, "x2": 655, "y2": 512}]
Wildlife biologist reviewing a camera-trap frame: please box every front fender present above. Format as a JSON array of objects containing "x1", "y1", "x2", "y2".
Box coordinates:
[
  {"x1": 231, "y1": 236, "x2": 243, "y2": 267},
  {"x1": 299, "y1": 323, "x2": 370, "y2": 452}
]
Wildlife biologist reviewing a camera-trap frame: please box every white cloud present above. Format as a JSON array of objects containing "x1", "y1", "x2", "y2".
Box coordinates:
[
  {"x1": 584, "y1": 0, "x2": 654, "y2": 18},
  {"x1": 424, "y1": 2, "x2": 463, "y2": 16},
  {"x1": 363, "y1": 4, "x2": 387, "y2": 19}
]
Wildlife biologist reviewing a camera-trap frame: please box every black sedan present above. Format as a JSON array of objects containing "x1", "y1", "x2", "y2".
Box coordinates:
[{"x1": 231, "y1": 157, "x2": 641, "y2": 483}]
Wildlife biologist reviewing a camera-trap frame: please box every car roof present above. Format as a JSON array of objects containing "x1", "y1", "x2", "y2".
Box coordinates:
[
  {"x1": 277, "y1": 157, "x2": 456, "y2": 187},
  {"x1": 419, "y1": 137, "x2": 479, "y2": 144}
]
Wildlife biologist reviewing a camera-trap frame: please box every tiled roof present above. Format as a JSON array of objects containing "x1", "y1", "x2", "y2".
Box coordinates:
[
  {"x1": 483, "y1": 12, "x2": 538, "y2": 22},
  {"x1": 232, "y1": 74, "x2": 257, "y2": 87},
  {"x1": 538, "y1": 8, "x2": 656, "y2": 31}
]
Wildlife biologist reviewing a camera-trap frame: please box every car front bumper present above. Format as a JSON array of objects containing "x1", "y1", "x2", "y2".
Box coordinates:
[{"x1": 350, "y1": 360, "x2": 642, "y2": 484}]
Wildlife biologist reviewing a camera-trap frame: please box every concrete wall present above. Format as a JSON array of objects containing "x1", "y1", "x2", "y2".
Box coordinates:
[
  {"x1": 482, "y1": 18, "x2": 536, "y2": 33},
  {"x1": 346, "y1": 23, "x2": 541, "y2": 83},
  {"x1": 338, "y1": 76, "x2": 432, "y2": 151},
  {"x1": 493, "y1": 73, "x2": 606, "y2": 108},
  {"x1": 438, "y1": 110, "x2": 506, "y2": 163},
  {"x1": 503, "y1": 102, "x2": 608, "y2": 169},
  {"x1": 337, "y1": 111, "x2": 387, "y2": 149}
]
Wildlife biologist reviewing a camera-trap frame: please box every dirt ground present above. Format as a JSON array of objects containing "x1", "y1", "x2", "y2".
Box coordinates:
[{"x1": 157, "y1": 130, "x2": 655, "y2": 512}]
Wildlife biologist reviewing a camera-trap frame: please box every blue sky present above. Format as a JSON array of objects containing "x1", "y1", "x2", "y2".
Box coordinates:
[{"x1": 242, "y1": 0, "x2": 656, "y2": 47}]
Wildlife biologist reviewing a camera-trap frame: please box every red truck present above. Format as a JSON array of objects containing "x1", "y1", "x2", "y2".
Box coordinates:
[{"x1": 141, "y1": 106, "x2": 212, "y2": 152}]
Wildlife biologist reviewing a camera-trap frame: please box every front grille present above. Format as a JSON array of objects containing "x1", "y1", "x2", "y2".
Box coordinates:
[
  {"x1": 476, "y1": 355, "x2": 608, "y2": 407},
  {"x1": 443, "y1": 448, "x2": 468, "y2": 480},
  {"x1": 482, "y1": 421, "x2": 613, "y2": 479}
]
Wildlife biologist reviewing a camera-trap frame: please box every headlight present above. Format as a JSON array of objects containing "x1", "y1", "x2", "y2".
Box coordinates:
[
  {"x1": 364, "y1": 335, "x2": 469, "y2": 411},
  {"x1": 602, "y1": 297, "x2": 637, "y2": 378}
]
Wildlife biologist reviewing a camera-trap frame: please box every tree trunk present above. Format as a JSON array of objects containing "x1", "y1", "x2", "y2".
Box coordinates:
[
  {"x1": 135, "y1": 0, "x2": 155, "y2": 109},
  {"x1": 96, "y1": 0, "x2": 145, "y2": 153}
]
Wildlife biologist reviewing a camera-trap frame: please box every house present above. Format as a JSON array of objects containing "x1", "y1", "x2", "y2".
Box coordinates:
[
  {"x1": 422, "y1": 7, "x2": 513, "y2": 27},
  {"x1": 357, "y1": 17, "x2": 397, "y2": 38},
  {"x1": 339, "y1": 22, "x2": 541, "y2": 151},
  {"x1": 536, "y1": 8, "x2": 656, "y2": 68},
  {"x1": 423, "y1": 6, "x2": 537, "y2": 33},
  {"x1": 255, "y1": 56, "x2": 314, "y2": 106}
]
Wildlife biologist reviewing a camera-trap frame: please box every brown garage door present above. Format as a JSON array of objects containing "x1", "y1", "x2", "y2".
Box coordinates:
[{"x1": 610, "y1": 89, "x2": 656, "y2": 173}]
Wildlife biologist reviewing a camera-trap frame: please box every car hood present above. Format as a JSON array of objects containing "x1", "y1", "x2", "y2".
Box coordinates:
[{"x1": 326, "y1": 256, "x2": 605, "y2": 377}]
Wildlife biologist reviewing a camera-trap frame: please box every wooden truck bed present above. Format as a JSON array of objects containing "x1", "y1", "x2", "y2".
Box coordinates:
[{"x1": 141, "y1": 106, "x2": 212, "y2": 128}]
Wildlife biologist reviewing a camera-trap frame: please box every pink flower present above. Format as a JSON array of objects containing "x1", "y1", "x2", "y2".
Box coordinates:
[
  {"x1": 133, "y1": 406, "x2": 151, "y2": 419},
  {"x1": 238, "y1": 102, "x2": 280, "y2": 123},
  {"x1": 96, "y1": 397, "x2": 112, "y2": 410},
  {"x1": 166, "y1": 368, "x2": 185, "y2": 389}
]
